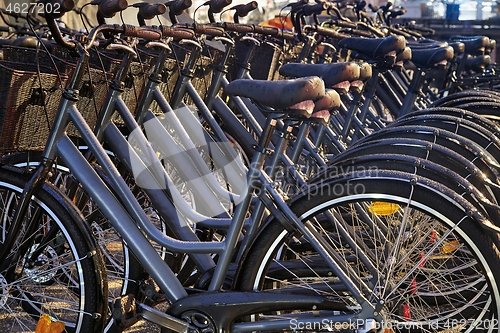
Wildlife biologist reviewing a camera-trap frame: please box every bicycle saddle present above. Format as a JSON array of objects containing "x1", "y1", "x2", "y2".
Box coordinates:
[
  {"x1": 408, "y1": 40, "x2": 448, "y2": 49},
  {"x1": 358, "y1": 62, "x2": 372, "y2": 80},
  {"x1": 338, "y1": 35, "x2": 406, "y2": 59},
  {"x1": 449, "y1": 36, "x2": 489, "y2": 55},
  {"x1": 410, "y1": 46, "x2": 454, "y2": 68},
  {"x1": 396, "y1": 47, "x2": 412, "y2": 64},
  {"x1": 278, "y1": 62, "x2": 360, "y2": 87},
  {"x1": 224, "y1": 76, "x2": 325, "y2": 111},
  {"x1": 487, "y1": 39, "x2": 496, "y2": 53},
  {"x1": 448, "y1": 42, "x2": 465, "y2": 55},
  {"x1": 465, "y1": 55, "x2": 491, "y2": 71},
  {"x1": 308, "y1": 89, "x2": 340, "y2": 125}
]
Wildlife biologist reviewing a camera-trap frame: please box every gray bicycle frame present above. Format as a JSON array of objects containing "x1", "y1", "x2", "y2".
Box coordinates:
[{"x1": 11, "y1": 31, "x2": 378, "y2": 331}]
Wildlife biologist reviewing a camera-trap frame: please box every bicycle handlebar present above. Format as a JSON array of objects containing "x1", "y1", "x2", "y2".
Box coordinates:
[
  {"x1": 161, "y1": 25, "x2": 195, "y2": 39},
  {"x1": 210, "y1": 0, "x2": 232, "y2": 13},
  {"x1": 137, "y1": 3, "x2": 166, "y2": 19},
  {"x1": 215, "y1": 22, "x2": 254, "y2": 33},
  {"x1": 233, "y1": 1, "x2": 257, "y2": 17},
  {"x1": 302, "y1": 2, "x2": 328, "y2": 16},
  {"x1": 93, "y1": 0, "x2": 128, "y2": 18},
  {"x1": 306, "y1": 25, "x2": 350, "y2": 40},
  {"x1": 175, "y1": 23, "x2": 225, "y2": 36},
  {"x1": 40, "y1": 0, "x2": 74, "y2": 18},
  {"x1": 168, "y1": 0, "x2": 192, "y2": 15}
]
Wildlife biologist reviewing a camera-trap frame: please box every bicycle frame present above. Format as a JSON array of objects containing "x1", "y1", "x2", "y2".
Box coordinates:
[{"x1": 3, "y1": 26, "x2": 378, "y2": 331}]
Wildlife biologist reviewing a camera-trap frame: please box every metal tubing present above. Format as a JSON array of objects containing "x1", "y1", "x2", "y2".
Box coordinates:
[
  {"x1": 69, "y1": 105, "x2": 226, "y2": 254},
  {"x1": 117, "y1": 98, "x2": 231, "y2": 216},
  {"x1": 56, "y1": 135, "x2": 189, "y2": 302},
  {"x1": 208, "y1": 117, "x2": 277, "y2": 291}
]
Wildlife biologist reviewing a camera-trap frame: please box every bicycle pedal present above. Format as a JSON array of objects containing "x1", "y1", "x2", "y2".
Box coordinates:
[
  {"x1": 112, "y1": 294, "x2": 140, "y2": 329},
  {"x1": 140, "y1": 278, "x2": 167, "y2": 306}
]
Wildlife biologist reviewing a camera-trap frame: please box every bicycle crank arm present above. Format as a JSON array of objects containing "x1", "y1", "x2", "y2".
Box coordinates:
[{"x1": 113, "y1": 295, "x2": 198, "y2": 332}]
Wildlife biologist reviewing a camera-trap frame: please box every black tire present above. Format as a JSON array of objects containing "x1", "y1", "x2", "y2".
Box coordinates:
[
  {"x1": 237, "y1": 172, "x2": 500, "y2": 332},
  {"x1": 1, "y1": 152, "x2": 147, "y2": 333},
  {"x1": 0, "y1": 166, "x2": 106, "y2": 333}
]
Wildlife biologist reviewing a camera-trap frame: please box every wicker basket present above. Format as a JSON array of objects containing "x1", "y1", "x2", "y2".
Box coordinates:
[
  {"x1": 2, "y1": 46, "x2": 113, "y2": 136},
  {"x1": 136, "y1": 46, "x2": 182, "y2": 115},
  {"x1": 229, "y1": 40, "x2": 284, "y2": 81},
  {"x1": 0, "y1": 61, "x2": 68, "y2": 154}
]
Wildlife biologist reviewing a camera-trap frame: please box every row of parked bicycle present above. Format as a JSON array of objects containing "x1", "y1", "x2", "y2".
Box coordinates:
[{"x1": 0, "y1": 0, "x2": 499, "y2": 332}]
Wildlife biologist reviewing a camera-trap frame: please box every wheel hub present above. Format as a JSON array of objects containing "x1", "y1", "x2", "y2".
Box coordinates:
[{"x1": 23, "y1": 245, "x2": 59, "y2": 283}]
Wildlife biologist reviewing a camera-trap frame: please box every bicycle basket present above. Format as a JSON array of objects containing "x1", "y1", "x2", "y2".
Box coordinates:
[{"x1": 0, "y1": 61, "x2": 68, "y2": 155}]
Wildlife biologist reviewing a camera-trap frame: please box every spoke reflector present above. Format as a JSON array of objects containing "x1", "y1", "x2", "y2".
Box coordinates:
[
  {"x1": 402, "y1": 305, "x2": 411, "y2": 320},
  {"x1": 411, "y1": 279, "x2": 417, "y2": 294},
  {"x1": 440, "y1": 240, "x2": 461, "y2": 254},
  {"x1": 368, "y1": 202, "x2": 399, "y2": 216},
  {"x1": 35, "y1": 314, "x2": 65, "y2": 333}
]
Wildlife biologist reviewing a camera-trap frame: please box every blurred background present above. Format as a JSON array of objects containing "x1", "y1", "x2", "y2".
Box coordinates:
[{"x1": 1, "y1": 0, "x2": 499, "y2": 30}]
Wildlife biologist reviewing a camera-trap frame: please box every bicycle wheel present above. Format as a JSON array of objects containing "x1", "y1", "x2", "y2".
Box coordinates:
[
  {"x1": 237, "y1": 171, "x2": 500, "y2": 332},
  {"x1": 0, "y1": 166, "x2": 106, "y2": 333}
]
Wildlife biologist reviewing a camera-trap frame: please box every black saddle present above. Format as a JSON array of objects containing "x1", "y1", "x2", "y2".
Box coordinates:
[{"x1": 339, "y1": 35, "x2": 406, "y2": 60}]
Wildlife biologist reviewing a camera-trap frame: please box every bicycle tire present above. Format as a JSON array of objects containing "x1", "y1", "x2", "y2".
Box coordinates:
[
  {"x1": 237, "y1": 171, "x2": 500, "y2": 332},
  {"x1": 0, "y1": 166, "x2": 106, "y2": 333}
]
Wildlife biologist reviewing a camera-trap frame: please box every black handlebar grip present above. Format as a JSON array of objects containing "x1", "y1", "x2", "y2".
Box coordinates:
[
  {"x1": 123, "y1": 24, "x2": 162, "y2": 40},
  {"x1": 98, "y1": 0, "x2": 128, "y2": 18},
  {"x1": 253, "y1": 25, "x2": 279, "y2": 36},
  {"x1": 161, "y1": 26, "x2": 195, "y2": 39},
  {"x1": 138, "y1": 3, "x2": 166, "y2": 19},
  {"x1": 302, "y1": 2, "x2": 327, "y2": 16},
  {"x1": 41, "y1": 0, "x2": 74, "y2": 18},
  {"x1": 169, "y1": 0, "x2": 192, "y2": 15},
  {"x1": 389, "y1": 8, "x2": 406, "y2": 18},
  {"x1": 234, "y1": 1, "x2": 257, "y2": 17},
  {"x1": 210, "y1": 0, "x2": 232, "y2": 13}
]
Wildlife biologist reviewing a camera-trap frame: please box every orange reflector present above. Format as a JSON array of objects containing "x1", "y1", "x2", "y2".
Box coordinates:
[
  {"x1": 368, "y1": 202, "x2": 399, "y2": 216},
  {"x1": 35, "y1": 314, "x2": 65, "y2": 333},
  {"x1": 440, "y1": 240, "x2": 460, "y2": 254}
]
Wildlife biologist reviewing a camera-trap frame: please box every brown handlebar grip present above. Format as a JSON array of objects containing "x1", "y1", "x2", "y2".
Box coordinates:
[
  {"x1": 223, "y1": 22, "x2": 254, "y2": 33},
  {"x1": 123, "y1": 24, "x2": 162, "y2": 40},
  {"x1": 98, "y1": 0, "x2": 128, "y2": 18},
  {"x1": 253, "y1": 25, "x2": 279, "y2": 36},
  {"x1": 161, "y1": 26, "x2": 195, "y2": 39},
  {"x1": 277, "y1": 30, "x2": 296, "y2": 40},
  {"x1": 193, "y1": 24, "x2": 225, "y2": 36}
]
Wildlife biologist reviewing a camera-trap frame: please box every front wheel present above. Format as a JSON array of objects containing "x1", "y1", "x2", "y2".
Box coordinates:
[
  {"x1": 0, "y1": 166, "x2": 106, "y2": 333},
  {"x1": 237, "y1": 173, "x2": 500, "y2": 332}
]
